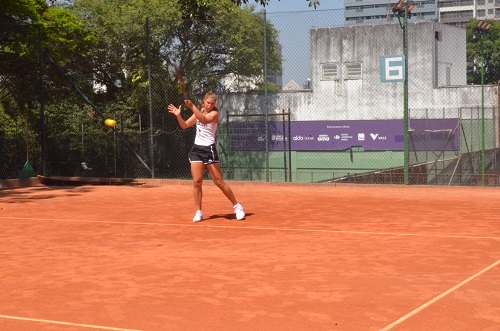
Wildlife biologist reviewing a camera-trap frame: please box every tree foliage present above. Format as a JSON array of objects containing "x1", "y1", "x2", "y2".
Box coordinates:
[
  {"x1": 0, "y1": 0, "x2": 46, "y2": 111},
  {"x1": 0, "y1": 0, "x2": 96, "y2": 113},
  {"x1": 67, "y1": 0, "x2": 281, "y2": 98},
  {"x1": 466, "y1": 19, "x2": 500, "y2": 85},
  {"x1": 0, "y1": 0, "x2": 304, "y2": 117},
  {"x1": 0, "y1": 0, "x2": 285, "y2": 177},
  {"x1": 171, "y1": 0, "x2": 282, "y2": 93}
]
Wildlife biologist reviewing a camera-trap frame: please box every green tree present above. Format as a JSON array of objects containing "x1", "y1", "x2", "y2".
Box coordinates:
[
  {"x1": 466, "y1": 19, "x2": 500, "y2": 85},
  {"x1": 59, "y1": 0, "x2": 283, "y2": 177},
  {"x1": 171, "y1": 0, "x2": 282, "y2": 93},
  {"x1": 0, "y1": 0, "x2": 103, "y2": 178},
  {"x1": 1, "y1": 0, "x2": 46, "y2": 113},
  {"x1": 68, "y1": 0, "x2": 281, "y2": 97},
  {"x1": 69, "y1": 0, "x2": 181, "y2": 103},
  {"x1": 0, "y1": 0, "x2": 96, "y2": 115},
  {"x1": 0, "y1": 0, "x2": 286, "y2": 178}
]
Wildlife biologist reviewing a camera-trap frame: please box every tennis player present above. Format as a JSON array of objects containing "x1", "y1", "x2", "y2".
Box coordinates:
[{"x1": 167, "y1": 91, "x2": 245, "y2": 222}]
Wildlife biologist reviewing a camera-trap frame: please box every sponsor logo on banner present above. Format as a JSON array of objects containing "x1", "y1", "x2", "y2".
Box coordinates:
[
  {"x1": 272, "y1": 134, "x2": 286, "y2": 141},
  {"x1": 370, "y1": 133, "x2": 387, "y2": 140},
  {"x1": 231, "y1": 119, "x2": 459, "y2": 152},
  {"x1": 340, "y1": 133, "x2": 353, "y2": 141},
  {"x1": 327, "y1": 125, "x2": 350, "y2": 129}
]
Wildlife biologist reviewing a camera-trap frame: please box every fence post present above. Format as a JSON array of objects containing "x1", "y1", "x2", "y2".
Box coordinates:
[
  {"x1": 146, "y1": 18, "x2": 155, "y2": 178},
  {"x1": 37, "y1": 24, "x2": 46, "y2": 176},
  {"x1": 263, "y1": 9, "x2": 269, "y2": 182}
]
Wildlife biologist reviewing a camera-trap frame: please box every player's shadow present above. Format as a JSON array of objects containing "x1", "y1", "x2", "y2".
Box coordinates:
[{"x1": 205, "y1": 213, "x2": 253, "y2": 221}]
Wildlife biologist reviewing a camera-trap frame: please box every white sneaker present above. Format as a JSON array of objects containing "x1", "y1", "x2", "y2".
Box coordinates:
[
  {"x1": 233, "y1": 203, "x2": 245, "y2": 220},
  {"x1": 193, "y1": 210, "x2": 203, "y2": 222}
]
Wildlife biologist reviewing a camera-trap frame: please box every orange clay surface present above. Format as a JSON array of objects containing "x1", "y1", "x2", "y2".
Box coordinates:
[{"x1": 1, "y1": 180, "x2": 499, "y2": 331}]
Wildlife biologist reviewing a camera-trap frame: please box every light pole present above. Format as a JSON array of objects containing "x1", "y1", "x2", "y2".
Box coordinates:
[
  {"x1": 392, "y1": 0, "x2": 414, "y2": 185},
  {"x1": 474, "y1": 20, "x2": 491, "y2": 186}
]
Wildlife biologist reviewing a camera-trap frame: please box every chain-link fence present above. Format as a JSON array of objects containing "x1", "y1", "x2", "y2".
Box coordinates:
[
  {"x1": 217, "y1": 8, "x2": 499, "y2": 185},
  {"x1": 1, "y1": 5, "x2": 498, "y2": 185}
]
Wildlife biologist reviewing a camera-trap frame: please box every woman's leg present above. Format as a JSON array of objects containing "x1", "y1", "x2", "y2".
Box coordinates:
[
  {"x1": 190, "y1": 162, "x2": 205, "y2": 211},
  {"x1": 206, "y1": 163, "x2": 238, "y2": 205}
]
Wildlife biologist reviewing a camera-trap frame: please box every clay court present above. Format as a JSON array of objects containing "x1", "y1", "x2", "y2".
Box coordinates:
[{"x1": 1, "y1": 180, "x2": 499, "y2": 330}]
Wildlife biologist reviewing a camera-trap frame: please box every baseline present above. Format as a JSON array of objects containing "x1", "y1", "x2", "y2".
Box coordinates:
[{"x1": 1, "y1": 216, "x2": 500, "y2": 241}]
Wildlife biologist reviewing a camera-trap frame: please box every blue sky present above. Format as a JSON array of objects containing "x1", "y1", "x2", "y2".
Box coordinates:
[
  {"x1": 257, "y1": 0, "x2": 344, "y2": 12},
  {"x1": 249, "y1": 1, "x2": 345, "y2": 87}
]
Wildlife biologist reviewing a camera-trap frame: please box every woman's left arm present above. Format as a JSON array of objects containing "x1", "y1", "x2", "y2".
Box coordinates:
[{"x1": 184, "y1": 100, "x2": 218, "y2": 124}]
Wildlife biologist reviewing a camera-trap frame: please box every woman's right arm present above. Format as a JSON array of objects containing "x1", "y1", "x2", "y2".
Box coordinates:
[{"x1": 168, "y1": 104, "x2": 196, "y2": 129}]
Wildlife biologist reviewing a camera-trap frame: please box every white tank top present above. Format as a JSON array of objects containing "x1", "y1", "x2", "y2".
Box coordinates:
[{"x1": 194, "y1": 110, "x2": 218, "y2": 146}]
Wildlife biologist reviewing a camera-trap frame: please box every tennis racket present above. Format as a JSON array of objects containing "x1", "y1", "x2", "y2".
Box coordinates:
[{"x1": 171, "y1": 61, "x2": 187, "y2": 100}]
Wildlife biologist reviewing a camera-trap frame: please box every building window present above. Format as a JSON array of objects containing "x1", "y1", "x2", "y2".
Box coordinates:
[
  {"x1": 439, "y1": 0, "x2": 474, "y2": 7},
  {"x1": 477, "y1": 9, "x2": 485, "y2": 17},
  {"x1": 440, "y1": 10, "x2": 473, "y2": 19},
  {"x1": 322, "y1": 63, "x2": 339, "y2": 80},
  {"x1": 345, "y1": 62, "x2": 362, "y2": 80}
]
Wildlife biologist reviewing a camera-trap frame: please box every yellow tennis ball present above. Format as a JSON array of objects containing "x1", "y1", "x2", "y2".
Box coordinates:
[{"x1": 104, "y1": 119, "x2": 116, "y2": 127}]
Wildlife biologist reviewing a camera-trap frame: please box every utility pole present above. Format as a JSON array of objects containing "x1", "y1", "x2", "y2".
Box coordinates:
[
  {"x1": 474, "y1": 20, "x2": 491, "y2": 186},
  {"x1": 392, "y1": 0, "x2": 414, "y2": 185}
]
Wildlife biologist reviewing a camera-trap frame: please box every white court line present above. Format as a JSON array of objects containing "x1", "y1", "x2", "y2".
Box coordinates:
[
  {"x1": 0, "y1": 314, "x2": 140, "y2": 331},
  {"x1": 380, "y1": 258, "x2": 500, "y2": 331},
  {"x1": 1, "y1": 216, "x2": 500, "y2": 240}
]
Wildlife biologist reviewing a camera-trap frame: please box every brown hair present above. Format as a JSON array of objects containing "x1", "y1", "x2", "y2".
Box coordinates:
[{"x1": 200, "y1": 91, "x2": 218, "y2": 112}]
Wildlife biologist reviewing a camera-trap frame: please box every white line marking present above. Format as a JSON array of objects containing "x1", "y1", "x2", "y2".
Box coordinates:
[
  {"x1": 1, "y1": 216, "x2": 499, "y2": 240},
  {"x1": 380, "y1": 258, "x2": 500, "y2": 331},
  {"x1": 2, "y1": 217, "x2": 498, "y2": 330},
  {"x1": 0, "y1": 314, "x2": 141, "y2": 330},
  {"x1": 1, "y1": 216, "x2": 500, "y2": 240},
  {"x1": 206, "y1": 225, "x2": 500, "y2": 240}
]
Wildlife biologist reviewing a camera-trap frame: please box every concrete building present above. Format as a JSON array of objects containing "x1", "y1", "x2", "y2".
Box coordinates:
[
  {"x1": 344, "y1": 0, "x2": 438, "y2": 25},
  {"x1": 222, "y1": 21, "x2": 493, "y2": 121},
  {"x1": 439, "y1": 0, "x2": 500, "y2": 27},
  {"x1": 344, "y1": 0, "x2": 500, "y2": 27},
  {"x1": 309, "y1": 21, "x2": 468, "y2": 120}
]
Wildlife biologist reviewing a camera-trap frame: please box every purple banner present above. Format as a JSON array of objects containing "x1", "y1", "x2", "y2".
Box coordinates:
[{"x1": 229, "y1": 119, "x2": 460, "y2": 151}]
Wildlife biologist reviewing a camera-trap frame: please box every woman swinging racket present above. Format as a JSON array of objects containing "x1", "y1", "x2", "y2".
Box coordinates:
[{"x1": 167, "y1": 91, "x2": 245, "y2": 222}]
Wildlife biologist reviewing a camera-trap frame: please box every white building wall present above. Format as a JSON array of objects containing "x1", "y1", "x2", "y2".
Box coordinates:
[
  {"x1": 220, "y1": 22, "x2": 497, "y2": 123},
  {"x1": 435, "y1": 24, "x2": 467, "y2": 86}
]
